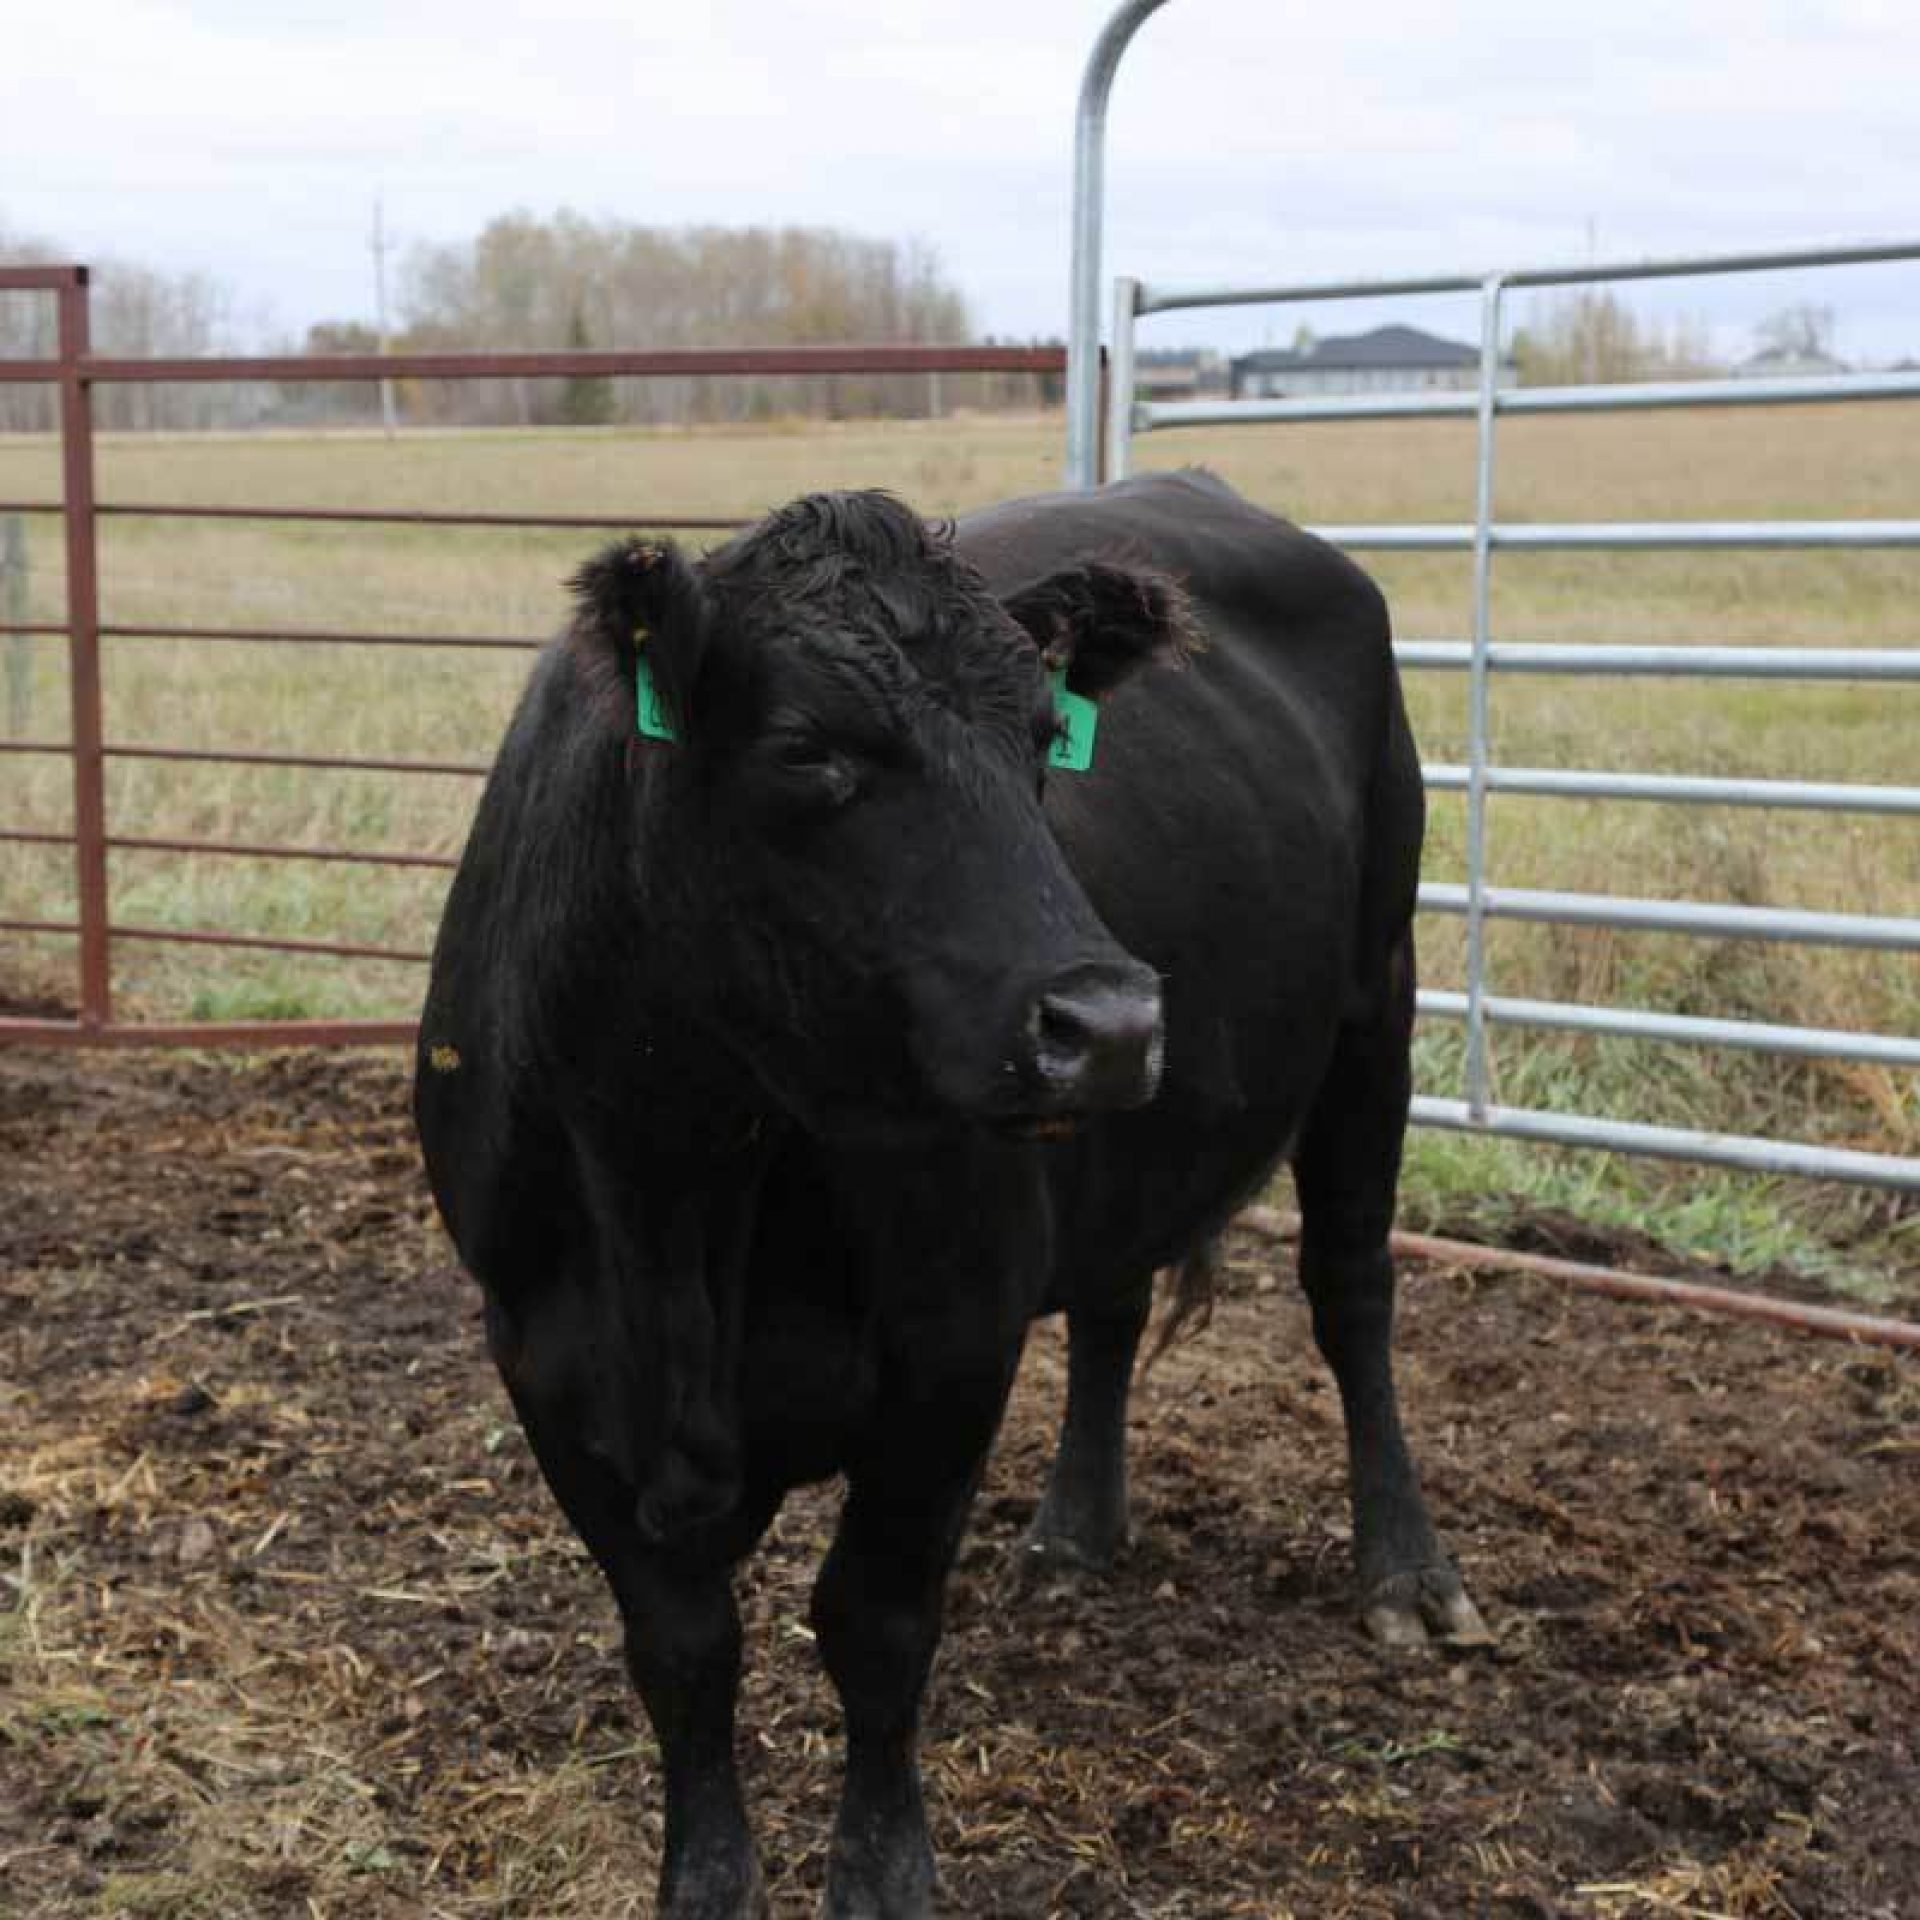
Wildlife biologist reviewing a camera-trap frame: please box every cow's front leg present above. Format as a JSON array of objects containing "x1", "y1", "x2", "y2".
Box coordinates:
[
  {"x1": 810, "y1": 1462, "x2": 985, "y2": 1920},
  {"x1": 620, "y1": 1555, "x2": 766, "y2": 1919},
  {"x1": 499, "y1": 1356, "x2": 768, "y2": 1920},
  {"x1": 812, "y1": 1293, "x2": 1030, "y2": 1920}
]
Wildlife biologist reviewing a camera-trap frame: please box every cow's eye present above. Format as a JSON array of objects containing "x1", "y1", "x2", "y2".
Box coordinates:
[
  {"x1": 772, "y1": 735, "x2": 832, "y2": 770},
  {"x1": 763, "y1": 734, "x2": 860, "y2": 809}
]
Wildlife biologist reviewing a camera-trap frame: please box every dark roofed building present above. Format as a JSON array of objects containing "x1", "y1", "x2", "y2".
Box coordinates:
[{"x1": 1231, "y1": 324, "x2": 1510, "y2": 399}]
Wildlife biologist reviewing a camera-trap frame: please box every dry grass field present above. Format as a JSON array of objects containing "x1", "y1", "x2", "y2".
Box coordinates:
[{"x1": 1, "y1": 405, "x2": 1916, "y2": 1281}]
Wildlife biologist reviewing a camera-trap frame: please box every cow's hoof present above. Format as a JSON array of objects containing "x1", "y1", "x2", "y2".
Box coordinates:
[
  {"x1": 819, "y1": 1844, "x2": 935, "y2": 1919},
  {"x1": 1362, "y1": 1567, "x2": 1493, "y2": 1651},
  {"x1": 663, "y1": 1855, "x2": 768, "y2": 1920},
  {"x1": 1011, "y1": 1525, "x2": 1122, "y2": 1590}
]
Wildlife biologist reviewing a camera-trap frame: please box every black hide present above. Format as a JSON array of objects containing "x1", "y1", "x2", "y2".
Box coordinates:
[{"x1": 413, "y1": 472, "x2": 1472, "y2": 1920}]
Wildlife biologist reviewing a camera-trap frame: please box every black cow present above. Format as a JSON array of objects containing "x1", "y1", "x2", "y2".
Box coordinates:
[{"x1": 414, "y1": 471, "x2": 1484, "y2": 1920}]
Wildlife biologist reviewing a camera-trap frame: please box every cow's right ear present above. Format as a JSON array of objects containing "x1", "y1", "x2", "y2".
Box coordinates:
[{"x1": 568, "y1": 537, "x2": 710, "y2": 740}]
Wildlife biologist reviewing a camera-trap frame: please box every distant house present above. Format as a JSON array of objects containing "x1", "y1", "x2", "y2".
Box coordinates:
[
  {"x1": 1735, "y1": 345, "x2": 1852, "y2": 379},
  {"x1": 1229, "y1": 324, "x2": 1511, "y2": 399},
  {"x1": 1134, "y1": 348, "x2": 1229, "y2": 402}
]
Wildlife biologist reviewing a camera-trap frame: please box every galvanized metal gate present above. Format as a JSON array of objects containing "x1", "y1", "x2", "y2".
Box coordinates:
[{"x1": 1099, "y1": 243, "x2": 1920, "y2": 1192}]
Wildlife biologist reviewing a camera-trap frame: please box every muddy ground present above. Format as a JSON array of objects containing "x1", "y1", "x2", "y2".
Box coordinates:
[{"x1": 1, "y1": 1047, "x2": 1916, "y2": 1919}]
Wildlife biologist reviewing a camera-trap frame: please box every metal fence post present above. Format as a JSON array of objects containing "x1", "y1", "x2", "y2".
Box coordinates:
[
  {"x1": 1106, "y1": 277, "x2": 1140, "y2": 480},
  {"x1": 1065, "y1": 0, "x2": 1171, "y2": 489},
  {"x1": 2, "y1": 513, "x2": 26, "y2": 735},
  {"x1": 57, "y1": 270, "x2": 111, "y2": 1028},
  {"x1": 1463, "y1": 273, "x2": 1506, "y2": 1121}
]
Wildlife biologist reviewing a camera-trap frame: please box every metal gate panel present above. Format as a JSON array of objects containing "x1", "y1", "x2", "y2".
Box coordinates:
[{"x1": 1103, "y1": 240, "x2": 1920, "y2": 1190}]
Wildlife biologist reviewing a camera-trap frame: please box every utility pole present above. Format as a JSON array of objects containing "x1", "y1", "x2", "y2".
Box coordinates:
[{"x1": 371, "y1": 196, "x2": 398, "y2": 438}]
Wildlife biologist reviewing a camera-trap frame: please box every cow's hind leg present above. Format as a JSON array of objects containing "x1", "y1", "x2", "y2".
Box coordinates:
[
  {"x1": 1290, "y1": 941, "x2": 1490, "y2": 1650},
  {"x1": 1020, "y1": 1273, "x2": 1153, "y2": 1576}
]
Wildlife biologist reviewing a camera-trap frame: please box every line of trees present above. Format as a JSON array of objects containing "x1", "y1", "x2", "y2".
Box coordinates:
[
  {"x1": 286, "y1": 211, "x2": 1038, "y2": 429},
  {"x1": 0, "y1": 221, "x2": 246, "y2": 430},
  {"x1": 4, "y1": 208, "x2": 1059, "y2": 434},
  {"x1": 1511, "y1": 290, "x2": 1717, "y2": 385}
]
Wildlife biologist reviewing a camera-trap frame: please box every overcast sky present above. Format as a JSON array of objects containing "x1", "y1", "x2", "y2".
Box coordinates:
[{"x1": 6, "y1": 0, "x2": 1919, "y2": 361}]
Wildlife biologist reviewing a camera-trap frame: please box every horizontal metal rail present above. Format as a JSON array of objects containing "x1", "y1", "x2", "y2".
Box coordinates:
[
  {"x1": 0, "y1": 916, "x2": 78, "y2": 938},
  {"x1": 0, "y1": 622, "x2": 69, "y2": 637},
  {"x1": 1312, "y1": 519, "x2": 1920, "y2": 551},
  {"x1": 1237, "y1": 1205, "x2": 1920, "y2": 1349},
  {"x1": 0, "y1": 343, "x2": 1068, "y2": 386},
  {"x1": 0, "y1": 264, "x2": 84, "y2": 289},
  {"x1": 1392, "y1": 1222, "x2": 1920, "y2": 1349},
  {"x1": 1416, "y1": 988, "x2": 1920, "y2": 1070},
  {"x1": 0, "y1": 498, "x2": 742, "y2": 532},
  {"x1": 1410, "y1": 1096, "x2": 1920, "y2": 1191},
  {"x1": 1395, "y1": 640, "x2": 1920, "y2": 680},
  {"x1": 1142, "y1": 367, "x2": 1920, "y2": 432},
  {"x1": 0, "y1": 738, "x2": 70, "y2": 755},
  {"x1": 1422, "y1": 762, "x2": 1920, "y2": 815},
  {"x1": 1147, "y1": 389, "x2": 1484, "y2": 428},
  {"x1": 104, "y1": 742, "x2": 490, "y2": 777},
  {"x1": 111, "y1": 922, "x2": 430, "y2": 964},
  {"x1": 1133, "y1": 237, "x2": 1920, "y2": 313},
  {"x1": 0, "y1": 1015, "x2": 416, "y2": 1049},
  {"x1": 103, "y1": 621, "x2": 542, "y2": 652},
  {"x1": 1, "y1": 822, "x2": 458, "y2": 867},
  {"x1": 1418, "y1": 882, "x2": 1920, "y2": 952},
  {"x1": 103, "y1": 832, "x2": 457, "y2": 870},
  {"x1": 97, "y1": 502, "x2": 746, "y2": 532},
  {"x1": 1141, "y1": 367, "x2": 1920, "y2": 433}
]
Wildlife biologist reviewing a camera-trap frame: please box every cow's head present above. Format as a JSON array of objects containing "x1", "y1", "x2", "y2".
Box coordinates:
[{"x1": 569, "y1": 491, "x2": 1195, "y2": 1139}]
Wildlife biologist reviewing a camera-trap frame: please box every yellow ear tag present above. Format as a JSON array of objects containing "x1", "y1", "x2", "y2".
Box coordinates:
[{"x1": 634, "y1": 626, "x2": 679, "y2": 742}]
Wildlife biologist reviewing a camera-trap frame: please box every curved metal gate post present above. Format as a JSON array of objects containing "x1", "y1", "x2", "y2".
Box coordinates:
[{"x1": 1065, "y1": 0, "x2": 1171, "y2": 489}]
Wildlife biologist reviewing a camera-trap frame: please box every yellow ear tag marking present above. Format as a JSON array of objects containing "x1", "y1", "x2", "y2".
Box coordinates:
[
  {"x1": 428, "y1": 1043, "x2": 461, "y2": 1073},
  {"x1": 634, "y1": 624, "x2": 679, "y2": 741}
]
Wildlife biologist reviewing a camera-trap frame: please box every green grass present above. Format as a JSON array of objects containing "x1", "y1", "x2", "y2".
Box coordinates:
[{"x1": 1, "y1": 408, "x2": 1915, "y2": 1289}]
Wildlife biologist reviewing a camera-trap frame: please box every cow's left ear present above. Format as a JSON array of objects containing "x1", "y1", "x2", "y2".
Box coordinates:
[{"x1": 1000, "y1": 560, "x2": 1200, "y2": 698}]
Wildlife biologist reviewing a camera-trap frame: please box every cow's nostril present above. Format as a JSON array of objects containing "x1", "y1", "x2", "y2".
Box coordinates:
[
  {"x1": 1024, "y1": 974, "x2": 1164, "y2": 1109},
  {"x1": 1036, "y1": 997, "x2": 1091, "y2": 1061}
]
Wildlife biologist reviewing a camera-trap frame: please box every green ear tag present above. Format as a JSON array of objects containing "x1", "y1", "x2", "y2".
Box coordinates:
[
  {"x1": 635, "y1": 634, "x2": 679, "y2": 742},
  {"x1": 1049, "y1": 669, "x2": 1097, "y2": 772}
]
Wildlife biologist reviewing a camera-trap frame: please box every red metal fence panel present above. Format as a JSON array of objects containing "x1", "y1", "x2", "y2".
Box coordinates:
[{"x1": 0, "y1": 264, "x2": 1074, "y2": 1048}]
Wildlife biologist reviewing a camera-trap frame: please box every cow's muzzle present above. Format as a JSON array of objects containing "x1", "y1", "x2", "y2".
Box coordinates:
[{"x1": 1009, "y1": 963, "x2": 1164, "y2": 1117}]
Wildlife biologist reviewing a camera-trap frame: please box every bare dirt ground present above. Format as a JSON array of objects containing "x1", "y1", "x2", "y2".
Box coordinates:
[{"x1": 2, "y1": 1047, "x2": 1916, "y2": 1919}]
